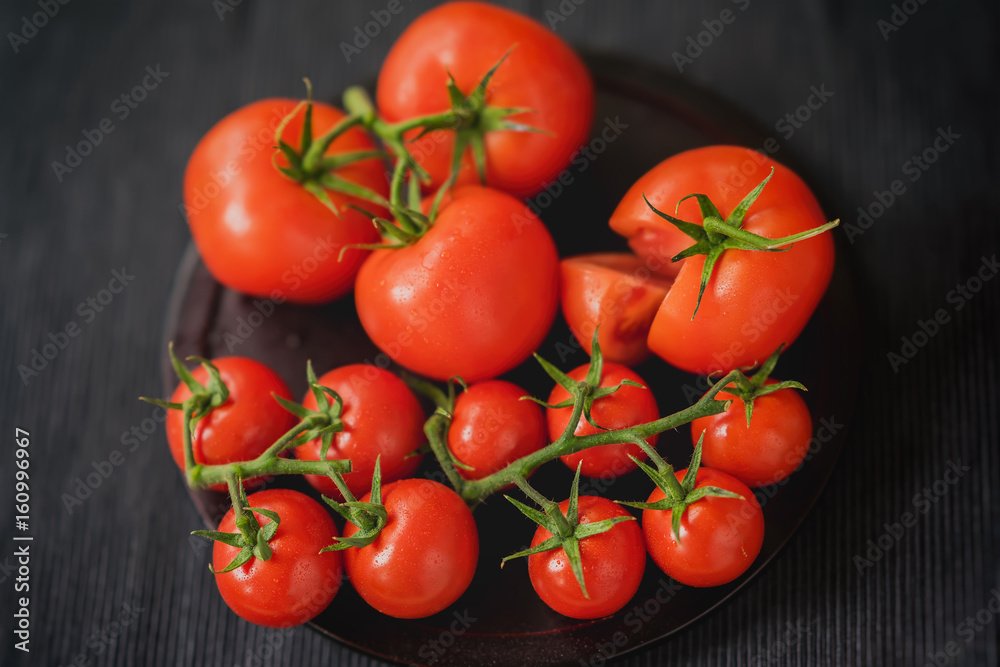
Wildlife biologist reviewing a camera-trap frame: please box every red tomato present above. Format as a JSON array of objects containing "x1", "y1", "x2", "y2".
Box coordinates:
[
  {"x1": 642, "y1": 468, "x2": 763, "y2": 587},
  {"x1": 691, "y1": 381, "x2": 812, "y2": 487},
  {"x1": 212, "y1": 489, "x2": 342, "y2": 627},
  {"x1": 547, "y1": 363, "x2": 659, "y2": 478},
  {"x1": 376, "y1": 1, "x2": 593, "y2": 198},
  {"x1": 355, "y1": 186, "x2": 559, "y2": 382},
  {"x1": 447, "y1": 380, "x2": 547, "y2": 480},
  {"x1": 294, "y1": 364, "x2": 424, "y2": 500},
  {"x1": 527, "y1": 495, "x2": 645, "y2": 619},
  {"x1": 560, "y1": 253, "x2": 673, "y2": 366},
  {"x1": 344, "y1": 478, "x2": 479, "y2": 618},
  {"x1": 184, "y1": 99, "x2": 388, "y2": 303},
  {"x1": 609, "y1": 145, "x2": 835, "y2": 375},
  {"x1": 166, "y1": 357, "x2": 296, "y2": 490}
]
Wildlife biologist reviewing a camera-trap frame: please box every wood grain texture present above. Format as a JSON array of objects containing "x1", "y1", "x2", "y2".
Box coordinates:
[{"x1": 0, "y1": 1, "x2": 996, "y2": 666}]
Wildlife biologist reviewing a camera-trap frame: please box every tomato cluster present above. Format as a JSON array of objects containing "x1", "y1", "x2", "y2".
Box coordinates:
[{"x1": 164, "y1": 0, "x2": 837, "y2": 633}]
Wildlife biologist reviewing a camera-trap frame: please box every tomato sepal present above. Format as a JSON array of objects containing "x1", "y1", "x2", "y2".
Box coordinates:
[
  {"x1": 192, "y1": 478, "x2": 283, "y2": 574},
  {"x1": 321, "y1": 457, "x2": 390, "y2": 551},
  {"x1": 642, "y1": 168, "x2": 840, "y2": 318},
  {"x1": 715, "y1": 344, "x2": 808, "y2": 426},
  {"x1": 501, "y1": 464, "x2": 635, "y2": 598}
]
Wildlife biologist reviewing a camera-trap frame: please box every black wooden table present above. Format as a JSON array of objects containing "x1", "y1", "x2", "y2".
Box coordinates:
[{"x1": 1, "y1": 1, "x2": 997, "y2": 665}]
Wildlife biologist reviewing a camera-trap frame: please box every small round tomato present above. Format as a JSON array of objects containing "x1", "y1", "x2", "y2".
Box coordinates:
[
  {"x1": 166, "y1": 357, "x2": 296, "y2": 490},
  {"x1": 294, "y1": 364, "x2": 424, "y2": 500},
  {"x1": 355, "y1": 186, "x2": 559, "y2": 382},
  {"x1": 527, "y1": 496, "x2": 645, "y2": 619},
  {"x1": 184, "y1": 99, "x2": 388, "y2": 303},
  {"x1": 642, "y1": 468, "x2": 763, "y2": 587},
  {"x1": 344, "y1": 478, "x2": 479, "y2": 619},
  {"x1": 691, "y1": 381, "x2": 812, "y2": 487},
  {"x1": 447, "y1": 380, "x2": 547, "y2": 480},
  {"x1": 609, "y1": 145, "x2": 835, "y2": 375},
  {"x1": 212, "y1": 489, "x2": 342, "y2": 628},
  {"x1": 547, "y1": 363, "x2": 659, "y2": 478},
  {"x1": 377, "y1": 1, "x2": 593, "y2": 198},
  {"x1": 560, "y1": 253, "x2": 673, "y2": 366}
]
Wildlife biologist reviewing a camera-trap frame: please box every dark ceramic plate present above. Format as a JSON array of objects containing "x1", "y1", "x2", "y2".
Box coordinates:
[{"x1": 163, "y1": 53, "x2": 860, "y2": 667}]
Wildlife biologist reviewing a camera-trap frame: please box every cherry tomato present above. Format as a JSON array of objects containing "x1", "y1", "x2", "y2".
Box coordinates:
[
  {"x1": 294, "y1": 364, "x2": 424, "y2": 500},
  {"x1": 355, "y1": 186, "x2": 559, "y2": 382},
  {"x1": 642, "y1": 467, "x2": 763, "y2": 587},
  {"x1": 691, "y1": 381, "x2": 812, "y2": 488},
  {"x1": 547, "y1": 362, "x2": 659, "y2": 478},
  {"x1": 609, "y1": 145, "x2": 835, "y2": 375},
  {"x1": 376, "y1": 1, "x2": 594, "y2": 198},
  {"x1": 184, "y1": 99, "x2": 388, "y2": 303},
  {"x1": 527, "y1": 495, "x2": 645, "y2": 619},
  {"x1": 344, "y1": 478, "x2": 479, "y2": 618},
  {"x1": 166, "y1": 357, "x2": 296, "y2": 491},
  {"x1": 560, "y1": 253, "x2": 673, "y2": 366},
  {"x1": 447, "y1": 380, "x2": 547, "y2": 480},
  {"x1": 212, "y1": 489, "x2": 342, "y2": 628}
]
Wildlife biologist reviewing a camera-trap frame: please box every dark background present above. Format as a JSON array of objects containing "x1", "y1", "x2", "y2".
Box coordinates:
[{"x1": 1, "y1": 1, "x2": 997, "y2": 666}]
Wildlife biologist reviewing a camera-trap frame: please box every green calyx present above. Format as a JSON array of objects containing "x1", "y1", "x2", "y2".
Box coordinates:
[
  {"x1": 642, "y1": 168, "x2": 840, "y2": 319},
  {"x1": 192, "y1": 476, "x2": 281, "y2": 574},
  {"x1": 501, "y1": 464, "x2": 635, "y2": 599},
  {"x1": 526, "y1": 329, "x2": 645, "y2": 434},
  {"x1": 321, "y1": 456, "x2": 389, "y2": 551},
  {"x1": 619, "y1": 433, "x2": 743, "y2": 545},
  {"x1": 272, "y1": 79, "x2": 391, "y2": 217},
  {"x1": 721, "y1": 344, "x2": 808, "y2": 427},
  {"x1": 274, "y1": 361, "x2": 347, "y2": 460}
]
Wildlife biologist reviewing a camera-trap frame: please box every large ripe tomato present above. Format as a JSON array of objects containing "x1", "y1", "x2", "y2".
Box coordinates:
[
  {"x1": 609, "y1": 145, "x2": 835, "y2": 375},
  {"x1": 560, "y1": 253, "x2": 673, "y2": 366},
  {"x1": 527, "y1": 495, "x2": 645, "y2": 619},
  {"x1": 547, "y1": 362, "x2": 659, "y2": 478},
  {"x1": 691, "y1": 380, "x2": 812, "y2": 488},
  {"x1": 447, "y1": 380, "x2": 548, "y2": 480},
  {"x1": 642, "y1": 467, "x2": 763, "y2": 587},
  {"x1": 166, "y1": 357, "x2": 296, "y2": 490},
  {"x1": 184, "y1": 99, "x2": 388, "y2": 303},
  {"x1": 294, "y1": 364, "x2": 424, "y2": 500},
  {"x1": 376, "y1": 1, "x2": 594, "y2": 198},
  {"x1": 344, "y1": 478, "x2": 479, "y2": 619},
  {"x1": 355, "y1": 186, "x2": 559, "y2": 382},
  {"x1": 212, "y1": 489, "x2": 342, "y2": 628}
]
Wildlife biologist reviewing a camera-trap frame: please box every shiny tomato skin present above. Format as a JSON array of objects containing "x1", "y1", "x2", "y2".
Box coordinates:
[
  {"x1": 213, "y1": 489, "x2": 342, "y2": 628},
  {"x1": 547, "y1": 363, "x2": 659, "y2": 478},
  {"x1": 447, "y1": 380, "x2": 547, "y2": 480},
  {"x1": 184, "y1": 99, "x2": 387, "y2": 303},
  {"x1": 355, "y1": 186, "x2": 559, "y2": 382},
  {"x1": 527, "y1": 495, "x2": 645, "y2": 619},
  {"x1": 609, "y1": 145, "x2": 834, "y2": 375},
  {"x1": 691, "y1": 380, "x2": 812, "y2": 488},
  {"x1": 344, "y1": 478, "x2": 479, "y2": 619},
  {"x1": 642, "y1": 468, "x2": 763, "y2": 587},
  {"x1": 560, "y1": 253, "x2": 673, "y2": 367},
  {"x1": 376, "y1": 1, "x2": 594, "y2": 198},
  {"x1": 166, "y1": 357, "x2": 296, "y2": 491},
  {"x1": 294, "y1": 364, "x2": 424, "y2": 500}
]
